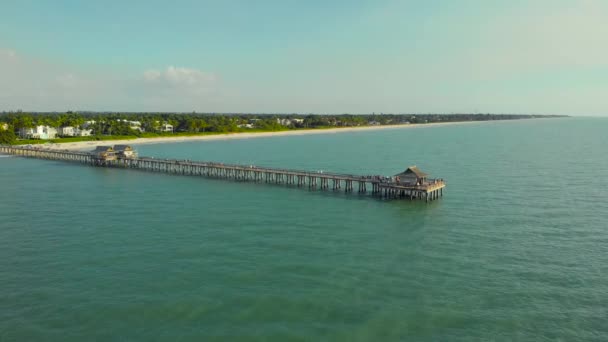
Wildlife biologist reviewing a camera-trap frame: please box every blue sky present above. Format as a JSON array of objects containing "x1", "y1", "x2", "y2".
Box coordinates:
[{"x1": 1, "y1": 0, "x2": 606, "y2": 115}]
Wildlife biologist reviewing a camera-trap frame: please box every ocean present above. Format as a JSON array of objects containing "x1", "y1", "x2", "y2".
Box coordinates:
[{"x1": 1, "y1": 118, "x2": 607, "y2": 341}]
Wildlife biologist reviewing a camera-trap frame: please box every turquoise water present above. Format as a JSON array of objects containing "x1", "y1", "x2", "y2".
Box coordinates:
[{"x1": 1, "y1": 118, "x2": 607, "y2": 341}]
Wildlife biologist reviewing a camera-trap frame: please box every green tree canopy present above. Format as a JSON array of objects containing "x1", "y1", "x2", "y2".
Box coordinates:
[{"x1": 0, "y1": 128, "x2": 16, "y2": 144}]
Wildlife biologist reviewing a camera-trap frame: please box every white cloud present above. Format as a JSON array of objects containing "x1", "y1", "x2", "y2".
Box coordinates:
[
  {"x1": 143, "y1": 69, "x2": 161, "y2": 81},
  {"x1": 166, "y1": 66, "x2": 216, "y2": 85},
  {"x1": 143, "y1": 66, "x2": 216, "y2": 90},
  {"x1": 0, "y1": 48, "x2": 221, "y2": 111}
]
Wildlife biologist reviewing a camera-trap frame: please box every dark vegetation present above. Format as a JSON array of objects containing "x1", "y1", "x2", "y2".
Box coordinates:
[{"x1": 0, "y1": 111, "x2": 566, "y2": 145}]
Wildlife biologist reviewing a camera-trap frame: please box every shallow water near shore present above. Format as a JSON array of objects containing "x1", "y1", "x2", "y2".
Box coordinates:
[{"x1": 1, "y1": 118, "x2": 608, "y2": 341}]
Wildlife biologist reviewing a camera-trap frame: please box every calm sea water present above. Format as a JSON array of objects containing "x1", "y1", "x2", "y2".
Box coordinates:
[{"x1": 1, "y1": 118, "x2": 607, "y2": 341}]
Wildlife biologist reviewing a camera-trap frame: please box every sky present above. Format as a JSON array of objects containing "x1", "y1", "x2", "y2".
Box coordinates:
[{"x1": 0, "y1": 0, "x2": 607, "y2": 115}]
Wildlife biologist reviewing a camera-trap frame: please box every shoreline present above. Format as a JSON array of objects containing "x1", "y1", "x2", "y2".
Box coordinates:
[{"x1": 15, "y1": 119, "x2": 535, "y2": 151}]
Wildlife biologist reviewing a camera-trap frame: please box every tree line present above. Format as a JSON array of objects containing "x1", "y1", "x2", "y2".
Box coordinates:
[{"x1": 0, "y1": 111, "x2": 565, "y2": 143}]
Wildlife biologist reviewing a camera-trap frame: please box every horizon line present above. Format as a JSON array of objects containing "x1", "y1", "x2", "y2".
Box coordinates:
[{"x1": 0, "y1": 111, "x2": 570, "y2": 116}]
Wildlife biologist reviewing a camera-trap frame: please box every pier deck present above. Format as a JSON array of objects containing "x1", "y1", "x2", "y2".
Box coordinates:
[{"x1": 0, "y1": 145, "x2": 445, "y2": 201}]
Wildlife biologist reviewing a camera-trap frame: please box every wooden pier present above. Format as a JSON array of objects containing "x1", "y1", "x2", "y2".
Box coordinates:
[{"x1": 0, "y1": 145, "x2": 446, "y2": 202}]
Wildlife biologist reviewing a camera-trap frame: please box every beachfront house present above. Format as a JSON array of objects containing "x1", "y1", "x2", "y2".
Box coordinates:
[
  {"x1": 58, "y1": 126, "x2": 93, "y2": 137},
  {"x1": 160, "y1": 122, "x2": 173, "y2": 132},
  {"x1": 116, "y1": 120, "x2": 144, "y2": 132},
  {"x1": 19, "y1": 126, "x2": 58, "y2": 140},
  {"x1": 129, "y1": 121, "x2": 143, "y2": 132},
  {"x1": 91, "y1": 146, "x2": 116, "y2": 160},
  {"x1": 276, "y1": 118, "x2": 304, "y2": 126},
  {"x1": 113, "y1": 145, "x2": 137, "y2": 159},
  {"x1": 78, "y1": 128, "x2": 93, "y2": 137},
  {"x1": 58, "y1": 126, "x2": 75, "y2": 137},
  {"x1": 394, "y1": 166, "x2": 428, "y2": 185},
  {"x1": 277, "y1": 118, "x2": 292, "y2": 126}
]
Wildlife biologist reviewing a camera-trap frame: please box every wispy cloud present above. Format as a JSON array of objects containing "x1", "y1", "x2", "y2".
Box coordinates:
[
  {"x1": 0, "y1": 49, "x2": 221, "y2": 112},
  {"x1": 143, "y1": 66, "x2": 217, "y2": 92}
]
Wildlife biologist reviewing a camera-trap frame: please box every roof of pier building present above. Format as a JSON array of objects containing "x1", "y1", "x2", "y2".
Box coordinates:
[
  {"x1": 93, "y1": 146, "x2": 114, "y2": 152},
  {"x1": 394, "y1": 166, "x2": 428, "y2": 179},
  {"x1": 113, "y1": 145, "x2": 133, "y2": 152}
]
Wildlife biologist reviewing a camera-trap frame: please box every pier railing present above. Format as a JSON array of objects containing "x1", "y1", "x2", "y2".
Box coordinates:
[{"x1": 0, "y1": 145, "x2": 445, "y2": 201}]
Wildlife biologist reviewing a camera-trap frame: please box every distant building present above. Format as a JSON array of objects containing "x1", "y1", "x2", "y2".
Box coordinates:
[
  {"x1": 46, "y1": 126, "x2": 58, "y2": 139},
  {"x1": 90, "y1": 145, "x2": 138, "y2": 160},
  {"x1": 160, "y1": 123, "x2": 173, "y2": 132},
  {"x1": 58, "y1": 126, "x2": 75, "y2": 136},
  {"x1": 58, "y1": 126, "x2": 93, "y2": 137},
  {"x1": 394, "y1": 166, "x2": 428, "y2": 185},
  {"x1": 117, "y1": 120, "x2": 144, "y2": 132},
  {"x1": 128, "y1": 121, "x2": 143, "y2": 132},
  {"x1": 113, "y1": 145, "x2": 137, "y2": 158},
  {"x1": 78, "y1": 128, "x2": 93, "y2": 137},
  {"x1": 82, "y1": 120, "x2": 96, "y2": 128},
  {"x1": 237, "y1": 124, "x2": 254, "y2": 129},
  {"x1": 91, "y1": 146, "x2": 116, "y2": 160},
  {"x1": 277, "y1": 118, "x2": 299, "y2": 126},
  {"x1": 19, "y1": 126, "x2": 58, "y2": 139}
]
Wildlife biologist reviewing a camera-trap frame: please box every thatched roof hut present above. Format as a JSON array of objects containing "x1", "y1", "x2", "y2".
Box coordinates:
[
  {"x1": 91, "y1": 146, "x2": 116, "y2": 160},
  {"x1": 92, "y1": 146, "x2": 114, "y2": 153},
  {"x1": 394, "y1": 166, "x2": 428, "y2": 184},
  {"x1": 113, "y1": 145, "x2": 133, "y2": 152},
  {"x1": 113, "y1": 145, "x2": 137, "y2": 158}
]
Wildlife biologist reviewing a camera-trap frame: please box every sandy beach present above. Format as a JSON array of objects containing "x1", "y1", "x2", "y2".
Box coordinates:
[{"x1": 21, "y1": 121, "x2": 484, "y2": 151}]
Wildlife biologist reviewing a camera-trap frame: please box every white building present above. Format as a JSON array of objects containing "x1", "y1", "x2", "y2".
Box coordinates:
[
  {"x1": 76, "y1": 129, "x2": 93, "y2": 137},
  {"x1": 276, "y1": 118, "x2": 304, "y2": 126},
  {"x1": 117, "y1": 119, "x2": 143, "y2": 132},
  {"x1": 237, "y1": 124, "x2": 254, "y2": 129},
  {"x1": 19, "y1": 126, "x2": 58, "y2": 139},
  {"x1": 113, "y1": 145, "x2": 137, "y2": 158},
  {"x1": 77, "y1": 128, "x2": 93, "y2": 136},
  {"x1": 82, "y1": 120, "x2": 96, "y2": 128},
  {"x1": 58, "y1": 126, "x2": 76, "y2": 136},
  {"x1": 57, "y1": 126, "x2": 93, "y2": 137},
  {"x1": 128, "y1": 121, "x2": 143, "y2": 132},
  {"x1": 160, "y1": 123, "x2": 173, "y2": 132}
]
